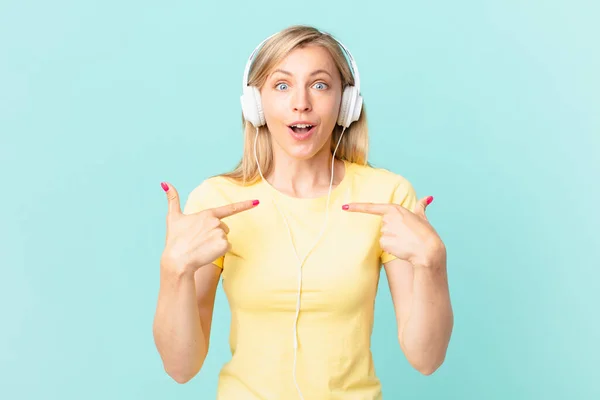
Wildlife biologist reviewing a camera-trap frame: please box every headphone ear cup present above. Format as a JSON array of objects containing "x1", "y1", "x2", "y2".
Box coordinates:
[
  {"x1": 241, "y1": 86, "x2": 265, "y2": 127},
  {"x1": 337, "y1": 86, "x2": 363, "y2": 128},
  {"x1": 252, "y1": 86, "x2": 265, "y2": 126},
  {"x1": 351, "y1": 92, "x2": 363, "y2": 124},
  {"x1": 337, "y1": 86, "x2": 352, "y2": 127}
]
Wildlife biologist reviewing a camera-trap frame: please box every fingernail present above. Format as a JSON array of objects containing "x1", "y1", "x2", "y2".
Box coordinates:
[
  {"x1": 161, "y1": 182, "x2": 169, "y2": 192},
  {"x1": 252, "y1": 200, "x2": 260, "y2": 206},
  {"x1": 342, "y1": 204, "x2": 349, "y2": 210},
  {"x1": 426, "y1": 196, "x2": 434, "y2": 205}
]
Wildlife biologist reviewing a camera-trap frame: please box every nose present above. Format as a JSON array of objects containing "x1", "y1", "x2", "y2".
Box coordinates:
[{"x1": 291, "y1": 88, "x2": 312, "y2": 113}]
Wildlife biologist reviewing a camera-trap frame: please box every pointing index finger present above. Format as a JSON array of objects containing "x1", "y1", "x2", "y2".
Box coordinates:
[
  {"x1": 210, "y1": 199, "x2": 260, "y2": 219},
  {"x1": 342, "y1": 202, "x2": 398, "y2": 215}
]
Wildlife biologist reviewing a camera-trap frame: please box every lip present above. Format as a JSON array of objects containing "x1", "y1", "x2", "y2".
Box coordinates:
[
  {"x1": 287, "y1": 125, "x2": 317, "y2": 141},
  {"x1": 287, "y1": 120, "x2": 318, "y2": 127}
]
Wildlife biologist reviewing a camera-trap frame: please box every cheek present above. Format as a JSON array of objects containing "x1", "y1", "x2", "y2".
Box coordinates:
[
  {"x1": 260, "y1": 90, "x2": 287, "y2": 120},
  {"x1": 313, "y1": 98, "x2": 341, "y2": 134},
  {"x1": 318, "y1": 93, "x2": 341, "y2": 116}
]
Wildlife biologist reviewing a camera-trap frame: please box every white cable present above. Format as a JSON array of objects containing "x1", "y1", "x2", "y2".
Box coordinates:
[{"x1": 253, "y1": 126, "x2": 346, "y2": 399}]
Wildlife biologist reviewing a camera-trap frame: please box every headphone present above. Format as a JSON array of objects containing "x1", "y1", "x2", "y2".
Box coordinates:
[
  {"x1": 242, "y1": 29, "x2": 363, "y2": 400},
  {"x1": 240, "y1": 29, "x2": 363, "y2": 129}
]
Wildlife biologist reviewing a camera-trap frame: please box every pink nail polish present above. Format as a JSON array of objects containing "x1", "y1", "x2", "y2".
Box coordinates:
[
  {"x1": 161, "y1": 182, "x2": 169, "y2": 192},
  {"x1": 342, "y1": 204, "x2": 349, "y2": 210},
  {"x1": 252, "y1": 200, "x2": 260, "y2": 206},
  {"x1": 426, "y1": 196, "x2": 434, "y2": 205}
]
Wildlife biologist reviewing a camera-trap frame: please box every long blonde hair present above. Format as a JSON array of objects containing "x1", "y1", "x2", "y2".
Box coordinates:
[{"x1": 220, "y1": 25, "x2": 370, "y2": 185}]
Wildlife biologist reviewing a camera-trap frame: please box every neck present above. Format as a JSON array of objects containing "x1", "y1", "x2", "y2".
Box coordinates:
[{"x1": 265, "y1": 144, "x2": 343, "y2": 199}]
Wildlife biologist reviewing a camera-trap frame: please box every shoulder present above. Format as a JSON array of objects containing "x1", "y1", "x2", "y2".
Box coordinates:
[
  {"x1": 348, "y1": 160, "x2": 415, "y2": 193},
  {"x1": 346, "y1": 160, "x2": 418, "y2": 209},
  {"x1": 183, "y1": 175, "x2": 253, "y2": 214},
  {"x1": 188, "y1": 175, "x2": 244, "y2": 197}
]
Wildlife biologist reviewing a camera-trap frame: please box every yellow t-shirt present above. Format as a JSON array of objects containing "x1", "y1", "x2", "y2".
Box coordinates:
[{"x1": 183, "y1": 159, "x2": 418, "y2": 399}]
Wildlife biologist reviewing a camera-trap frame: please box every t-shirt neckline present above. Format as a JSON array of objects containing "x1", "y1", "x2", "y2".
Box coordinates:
[{"x1": 259, "y1": 159, "x2": 353, "y2": 208}]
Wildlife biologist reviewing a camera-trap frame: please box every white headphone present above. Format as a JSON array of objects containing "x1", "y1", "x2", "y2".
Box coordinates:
[
  {"x1": 243, "y1": 29, "x2": 363, "y2": 399},
  {"x1": 240, "y1": 30, "x2": 363, "y2": 129}
]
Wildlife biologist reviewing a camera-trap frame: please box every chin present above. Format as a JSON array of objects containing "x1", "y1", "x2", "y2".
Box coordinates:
[
  {"x1": 271, "y1": 125, "x2": 332, "y2": 161},
  {"x1": 283, "y1": 145, "x2": 320, "y2": 161}
]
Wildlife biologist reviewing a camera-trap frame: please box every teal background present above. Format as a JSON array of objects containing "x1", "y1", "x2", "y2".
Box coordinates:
[{"x1": 1, "y1": 0, "x2": 598, "y2": 399}]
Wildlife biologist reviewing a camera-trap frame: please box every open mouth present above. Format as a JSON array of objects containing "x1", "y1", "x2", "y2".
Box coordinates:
[
  {"x1": 287, "y1": 123, "x2": 316, "y2": 140},
  {"x1": 288, "y1": 123, "x2": 315, "y2": 134}
]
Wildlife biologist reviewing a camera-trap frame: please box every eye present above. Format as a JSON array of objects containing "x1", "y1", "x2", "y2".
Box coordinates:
[
  {"x1": 275, "y1": 82, "x2": 289, "y2": 91},
  {"x1": 313, "y1": 82, "x2": 328, "y2": 90}
]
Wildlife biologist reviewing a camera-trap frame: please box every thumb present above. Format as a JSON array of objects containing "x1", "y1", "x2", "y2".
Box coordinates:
[
  {"x1": 161, "y1": 182, "x2": 181, "y2": 216},
  {"x1": 415, "y1": 195, "x2": 433, "y2": 219}
]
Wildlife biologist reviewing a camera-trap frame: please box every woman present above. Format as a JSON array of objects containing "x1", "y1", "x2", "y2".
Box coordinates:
[{"x1": 153, "y1": 25, "x2": 453, "y2": 399}]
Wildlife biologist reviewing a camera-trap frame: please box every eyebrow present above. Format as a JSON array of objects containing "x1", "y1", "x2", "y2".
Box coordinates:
[{"x1": 270, "y1": 68, "x2": 333, "y2": 78}]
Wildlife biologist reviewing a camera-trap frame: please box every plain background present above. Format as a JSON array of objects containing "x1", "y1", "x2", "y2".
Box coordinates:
[{"x1": 1, "y1": 0, "x2": 598, "y2": 399}]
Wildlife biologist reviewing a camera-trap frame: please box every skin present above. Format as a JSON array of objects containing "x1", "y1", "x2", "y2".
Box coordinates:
[
  {"x1": 154, "y1": 43, "x2": 453, "y2": 384},
  {"x1": 259, "y1": 43, "x2": 346, "y2": 198}
]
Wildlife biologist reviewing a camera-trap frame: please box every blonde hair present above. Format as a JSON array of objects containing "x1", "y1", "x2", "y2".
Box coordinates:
[{"x1": 219, "y1": 25, "x2": 370, "y2": 185}]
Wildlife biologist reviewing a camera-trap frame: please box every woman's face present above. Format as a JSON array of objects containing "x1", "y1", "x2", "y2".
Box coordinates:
[{"x1": 260, "y1": 44, "x2": 343, "y2": 161}]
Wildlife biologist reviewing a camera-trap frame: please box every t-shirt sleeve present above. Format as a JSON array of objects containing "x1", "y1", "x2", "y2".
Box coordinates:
[
  {"x1": 380, "y1": 177, "x2": 418, "y2": 265},
  {"x1": 182, "y1": 179, "x2": 225, "y2": 269}
]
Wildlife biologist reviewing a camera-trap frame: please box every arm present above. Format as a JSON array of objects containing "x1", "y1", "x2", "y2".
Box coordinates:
[
  {"x1": 153, "y1": 179, "x2": 256, "y2": 383},
  {"x1": 383, "y1": 247, "x2": 453, "y2": 375},
  {"x1": 152, "y1": 262, "x2": 221, "y2": 383}
]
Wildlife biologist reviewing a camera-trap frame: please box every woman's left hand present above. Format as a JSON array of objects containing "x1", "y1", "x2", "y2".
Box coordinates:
[{"x1": 342, "y1": 196, "x2": 445, "y2": 268}]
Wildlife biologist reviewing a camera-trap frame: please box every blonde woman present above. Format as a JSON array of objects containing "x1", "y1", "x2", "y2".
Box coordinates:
[{"x1": 153, "y1": 25, "x2": 453, "y2": 399}]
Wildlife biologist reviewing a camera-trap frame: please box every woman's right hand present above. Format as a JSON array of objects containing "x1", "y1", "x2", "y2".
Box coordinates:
[{"x1": 159, "y1": 182, "x2": 259, "y2": 276}]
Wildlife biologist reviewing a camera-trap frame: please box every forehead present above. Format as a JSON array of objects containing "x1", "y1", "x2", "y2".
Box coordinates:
[{"x1": 269, "y1": 44, "x2": 337, "y2": 76}]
